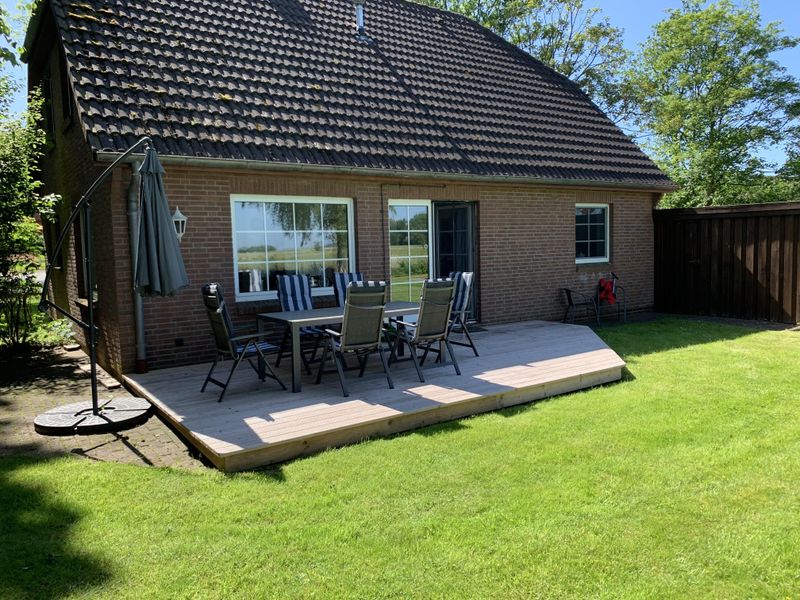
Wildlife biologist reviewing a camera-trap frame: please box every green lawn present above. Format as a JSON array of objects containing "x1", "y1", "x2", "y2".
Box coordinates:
[{"x1": 2, "y1": 318, "x2": 800, "y2": 599}]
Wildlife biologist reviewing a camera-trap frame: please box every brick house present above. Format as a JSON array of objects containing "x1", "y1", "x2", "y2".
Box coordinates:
[{"x1": 25, "y1": 0, "x2": 674, "y2": 377}]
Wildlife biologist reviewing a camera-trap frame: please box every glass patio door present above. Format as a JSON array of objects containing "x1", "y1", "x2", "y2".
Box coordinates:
[
  {"x1": 434, "y1": 202, "x2": 477, "y2": 320},
  {"x1": 389, "y1": 201, "x2": 431, "y2": 302}
]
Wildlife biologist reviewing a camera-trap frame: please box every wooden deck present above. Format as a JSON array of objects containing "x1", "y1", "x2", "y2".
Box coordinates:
[{"x1": 124, "y1": 321, "x2": 625, "y2": 472}]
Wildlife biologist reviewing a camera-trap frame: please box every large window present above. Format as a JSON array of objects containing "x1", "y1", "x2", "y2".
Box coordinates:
[
  {"x1": 231, "y1": 195, "x2": 354, "y2": 300},
  {"x1": 389, "y1": 200, "x2": 432, "y2": 301},
  {"x1": 575, "y1": 204, "x2": 609, "y2": 263}
]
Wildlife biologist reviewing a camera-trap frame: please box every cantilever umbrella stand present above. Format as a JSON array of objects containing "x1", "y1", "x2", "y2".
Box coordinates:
[{"x1": 34, "y1": 136, "x2": 186, "y2": 435}]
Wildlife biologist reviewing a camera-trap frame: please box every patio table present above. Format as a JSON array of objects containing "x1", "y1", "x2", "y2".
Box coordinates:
[{"x1": 257, "y1": 301, "x2": 419, "y2": 393}]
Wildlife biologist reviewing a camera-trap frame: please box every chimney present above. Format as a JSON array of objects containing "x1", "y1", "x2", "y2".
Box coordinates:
[{"x1": 354, "y1": 0, "x2": 365, "y2": 37}]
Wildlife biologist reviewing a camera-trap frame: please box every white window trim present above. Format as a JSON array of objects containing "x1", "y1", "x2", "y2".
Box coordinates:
[
  {"x1": 230, "y1": 194, "x2": 356, "y2": 301},
  {"x1": 575, "y1": 203, "x2": 610, "y2": 264},
  {"x1": 388, "y1": 199, "x2": 434, "y2": 296}
]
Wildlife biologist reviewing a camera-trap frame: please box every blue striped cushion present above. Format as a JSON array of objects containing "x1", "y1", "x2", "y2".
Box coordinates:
[
  {"x1": 235, "y1": 340, "x2": 280, "y2": 356},
  {"x1": 277, "y1": 275, "x2": 314, "y2": 312},
  {"x1": 333, "y1": 272, "x2": 363, "y2": 307},
  {"x1": 448, "y1": 271, "x2": 471, "y2": 313}
]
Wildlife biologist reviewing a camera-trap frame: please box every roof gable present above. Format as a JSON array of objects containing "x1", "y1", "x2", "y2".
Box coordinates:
[{"x1": 41, "y1": 0, "x2": 673, "y2": 188}]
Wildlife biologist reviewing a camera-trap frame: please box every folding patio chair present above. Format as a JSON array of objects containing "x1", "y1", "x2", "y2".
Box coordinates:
[
  {"x1": 200, "y1": 283, "x2": 286, "y2": 402},
  {"x1": 596, "y1": 272, "x2": 627, "y2": 322},
  {"x1": 332, "y1": 271, "x2": 363, "y2": 307},
  {"x1": 316, "y1": 281, "x2": 393, "y2": 397},
  {"x1": 389, "y1": 279, "x2": 461, "y2": 382},
  {"x1": 275, "y1": 274, "x2": 323, "y2": 373},
  {"x1": 447, "y1": 271, "x2": 479, "y2": 356},
  {"x1": 562, "y1": 287, "x2": 599, "y2": 324}
]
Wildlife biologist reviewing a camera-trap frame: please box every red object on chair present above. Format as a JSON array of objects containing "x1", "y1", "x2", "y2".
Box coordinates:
[{"x1": 598, "y1": 277, "x2": 617, "y2": 305}]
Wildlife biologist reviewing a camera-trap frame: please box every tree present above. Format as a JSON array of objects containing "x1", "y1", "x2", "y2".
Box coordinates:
[
  {"x1": 0, "y1": 2, "x2": 60, "y2": 347},
  {"x1": 0, "y1": 5, "x2": 19, "y2": 65},
  {"x1": 0, "y1": 91, "x2": 57, "y2": 346},
  {"x1": 414, "y1": 0, "x2": 629, "y2": 121},
  {"x1": 415, "y1": 0, "x2": 520, "y2": 38},
  {"x1": 624, "y1": 0, "x2": 800, "y2": 207},
  {"x1": 508, "y1": 0, "x2": 629, "y2": 120}
]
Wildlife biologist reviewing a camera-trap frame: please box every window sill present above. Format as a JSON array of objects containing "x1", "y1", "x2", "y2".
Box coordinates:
[{"x1": 234, "y1": 289, "x2": 335, "y2": 304}]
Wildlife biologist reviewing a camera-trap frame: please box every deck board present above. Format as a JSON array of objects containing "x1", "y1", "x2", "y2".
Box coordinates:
[{"x1": 124, "y1": 320, "x2": 625, "y2": 471}]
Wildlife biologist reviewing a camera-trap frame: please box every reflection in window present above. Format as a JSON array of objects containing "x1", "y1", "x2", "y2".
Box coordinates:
[
  {"x1": 575, "y1": 205, "x2": 609, "y2": 263},
  {"x1": 389, "y1": 203, "x2": 430, "y2": 301},
  {"x1": 233, "y1": 198, "x2": 351, "y2": 296}
]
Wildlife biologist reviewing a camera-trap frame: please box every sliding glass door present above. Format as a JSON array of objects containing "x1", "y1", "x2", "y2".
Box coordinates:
[{"x1": 389, "y1": 200, "x2": 431, "y2": 302}]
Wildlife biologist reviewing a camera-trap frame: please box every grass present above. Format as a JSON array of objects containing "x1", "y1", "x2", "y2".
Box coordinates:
[{"x1": 2, "y1": 318, "x2": 800, "y2": 598}]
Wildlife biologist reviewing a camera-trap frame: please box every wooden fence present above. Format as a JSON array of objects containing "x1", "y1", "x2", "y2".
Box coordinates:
[{"x1": 654, "y1": 202, "x2": 800, "y2": 323}]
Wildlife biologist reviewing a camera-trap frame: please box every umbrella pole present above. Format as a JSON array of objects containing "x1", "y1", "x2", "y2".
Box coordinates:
[{"x1": 84, "y1": 201, "x2": 100, "y2": 415}]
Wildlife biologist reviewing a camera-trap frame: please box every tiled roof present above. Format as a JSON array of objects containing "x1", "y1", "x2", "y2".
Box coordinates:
[{"x1": 45, "y1": 0, "x2": 674, "y2": 188}]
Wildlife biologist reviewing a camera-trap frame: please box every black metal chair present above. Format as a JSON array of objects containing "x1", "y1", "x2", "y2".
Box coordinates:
[
  {"x1": 200, "y1": 283, "x2": 286, "y2": 402},
  {"x1": 316, "y1": 281, "x2": 393, "y2": 397},
  {"x1": 447, "y1": 271, "x2": 479, "y2": 356},
  {"x1": 596, "y1": 272, "x2": 627, "y2": 322},
  {"x1": 562, "y1": 288, "x2": 599, "y2": 324},
  {"x1": 390, "y1": 279, "x2": 461, "y2": 382}
]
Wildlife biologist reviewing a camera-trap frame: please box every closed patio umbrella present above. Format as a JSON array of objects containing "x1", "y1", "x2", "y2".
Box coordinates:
[
  {"x1": 36, "y1": 137, "x2": 178, "y2": 434},
  {"x1": 134, "y1": 147, "x2": 189, "y2": 297}
]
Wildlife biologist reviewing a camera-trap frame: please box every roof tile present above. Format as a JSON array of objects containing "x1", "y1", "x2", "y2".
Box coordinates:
[{"x1": 49, "y1": 0, "x2": 673, "y2": 187}]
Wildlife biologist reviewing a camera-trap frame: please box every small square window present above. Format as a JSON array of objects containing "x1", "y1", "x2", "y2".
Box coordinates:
[{"x1": 575, "y1": 204, "x2": 609, "y2": 263}]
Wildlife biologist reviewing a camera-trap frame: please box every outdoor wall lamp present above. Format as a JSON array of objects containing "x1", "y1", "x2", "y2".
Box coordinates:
[{"x1": 172, "y1": 206, "x2": 187, "y2": 242}]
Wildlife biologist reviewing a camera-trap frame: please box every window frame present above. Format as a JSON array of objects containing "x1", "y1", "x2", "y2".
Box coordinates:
[
  {"x1": 388, "y1": 198, "x2": 434, "y2": 302},
  {"x1": 230, "y1": 194, "x2": 356, "y2": 302},
  {"x1": 575, "y1": 203, "x2": 610, "y2": 265}
]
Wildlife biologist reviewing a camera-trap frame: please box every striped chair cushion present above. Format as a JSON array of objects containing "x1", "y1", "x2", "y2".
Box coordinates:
[
  {"x1": 277, "y1": 274, "x2": 314, "y2": 312},
  {"x1": 235, "y1": 339, "x2": 280, "y2": 356},
  {"x1": 333, "y1": 272, "x2": 363, "y2": 307},
  {"x1": 448, "y1": 271, "x2": 473, "y2": 313}
]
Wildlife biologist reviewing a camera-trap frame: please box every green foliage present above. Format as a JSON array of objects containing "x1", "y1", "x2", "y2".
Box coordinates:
[
  {"x1": 0, "y1": 266, "x2": 37, "y2": 345},
  {"x1": 415, "y1": 0, "x2": 629, "y2": 120},
  {"x1": 508, "y1": 0, "x2": 629, "y2": 120},
  {"x1": 626, "y1": 0, "x2": 800, "y2": 207},
  {"x1": 0, "y1": 89, "x2": 59, "y2": 347},
  {"x1": 0, "y1": 4, "x2": 19, "y2": 65}
]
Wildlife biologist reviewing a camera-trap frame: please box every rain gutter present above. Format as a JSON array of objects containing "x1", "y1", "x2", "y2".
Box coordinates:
[{"x1": 95, "y1": 152, "x2": 678, "y2": 193}]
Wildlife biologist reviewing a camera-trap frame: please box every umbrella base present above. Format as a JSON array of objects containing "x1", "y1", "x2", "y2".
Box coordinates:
[{"x1": 34, "y1": 397, "x2": 152, "y2": 436}]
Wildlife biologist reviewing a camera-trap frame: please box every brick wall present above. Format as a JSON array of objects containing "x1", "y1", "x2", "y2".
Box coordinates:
[
  {"x1": 99, "y1": 169, "x2": 656, "y2": 373},
  {"x1": 33, "y1": 28, "x2": 656, "y2": 375}
]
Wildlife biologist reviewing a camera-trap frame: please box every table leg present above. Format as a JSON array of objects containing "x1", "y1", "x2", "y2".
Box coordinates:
[{"x1": 291, "y1": 323, "x2": 302, "y2": 393}]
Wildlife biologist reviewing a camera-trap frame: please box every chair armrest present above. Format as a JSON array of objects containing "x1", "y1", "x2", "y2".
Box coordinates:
[
  {"x1": 565, "y1": 288, "x2": 596, "y2": 305},
  {"x1": 323, "y1": 329, "x2": 342, "y2": 337},
  {"x1": 388, "y1": 317, "x2": 416, "y2": 329}
]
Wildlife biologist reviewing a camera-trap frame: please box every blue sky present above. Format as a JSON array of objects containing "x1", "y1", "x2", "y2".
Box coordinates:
[{"x1": 3, "y1": 0, "x2": 799, "y2": 166}]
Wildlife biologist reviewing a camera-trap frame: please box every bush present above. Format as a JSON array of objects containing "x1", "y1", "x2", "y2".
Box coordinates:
[{"x1": 0, "y1": 266, "x2": 38, "y2": 346}]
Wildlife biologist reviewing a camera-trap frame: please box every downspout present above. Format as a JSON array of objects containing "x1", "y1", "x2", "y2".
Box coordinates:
[{"x1": 126, "y1": 161, "x2": 147, "y2": 373}]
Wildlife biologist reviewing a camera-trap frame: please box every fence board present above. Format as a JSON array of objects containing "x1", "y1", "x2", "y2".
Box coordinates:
[{"x1": 653, "y1": 202, "x2": 800, "y2": 323}]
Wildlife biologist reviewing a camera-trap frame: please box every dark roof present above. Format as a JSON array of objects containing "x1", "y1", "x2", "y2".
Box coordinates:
[{"x1": 39, "y1": 0, "x2": 673, "y2": 188}]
